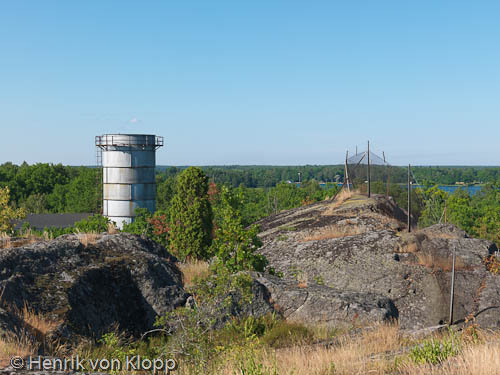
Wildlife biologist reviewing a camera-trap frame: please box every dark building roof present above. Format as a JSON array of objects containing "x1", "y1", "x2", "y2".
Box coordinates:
[{"x1": 14, "y1": 213, "x2": 93, "y2": 231}]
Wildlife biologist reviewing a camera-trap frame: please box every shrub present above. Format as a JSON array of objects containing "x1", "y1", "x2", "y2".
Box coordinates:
[{"x1": 410, "y1": 334, "x2": 460, "y2": 365}]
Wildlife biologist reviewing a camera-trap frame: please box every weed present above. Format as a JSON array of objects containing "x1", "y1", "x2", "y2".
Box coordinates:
[
  {"x1": 409, "y1": 332, "x2": 460, "y2": 365},
  {"x1": 261, "y1": 321, "x2": 314, "y2": 348},
  {"x1": 279, "y1": 226, "x2": 296, "y2": 232},
  {"x1": 107, "y1": 222, "x2": 119, "y2": 234},
  {"x1": 234, "y1": 349, "x2": 278, "y2": 375},
  {"x1": 302, "y1": 226, "x2": 363, "y2": 242},
  {"x1": 484, "y1": 255, "x2": 500, "y2": 274},
  {"x1": 313, "y1": 275, "x2": 324, "y2": 285},
  {"x1": 178, "y1": 259, "x2": 210, "y2": 289},
  {"x1": 74, "y1": 230, "x2": 99, "y2": 247}
]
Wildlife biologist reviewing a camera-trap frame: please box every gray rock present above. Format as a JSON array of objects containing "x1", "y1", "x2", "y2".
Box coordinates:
[
  {"x1": 255, "y1": 194, "x2": 500, "y2": 330},
  {"x1": 253, "y1": 273, "x2": 398, "y2": 328},
  {"x1": 0, "y1": 233, "x2": 188, "y2": 339}
]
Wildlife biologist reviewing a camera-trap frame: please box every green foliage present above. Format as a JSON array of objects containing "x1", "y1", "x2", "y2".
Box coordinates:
[
  {"x1": 313, "y1": 275, "x2": 324, "y2": 285},
  {"x1": 418, "y1": 186, "x2": 450, "y2": 227},
  {"x1": 155, "y1": 307, "x2": 216, "y2": 374},
  {"x1": 169, "y1": 167, "x2": 213, "y2": 261},
  {"x1": 23, "y1": 214, "x2": 109, "y2": 238},
  {"x1": 260, "y1": 320, "x2": 314, "y2": 348},
  {"x1": 122, "y1": 207, "x2": 154, "y2": 237},
  {"x1": 0, "y1": 186, "x2": 26, "y2": 234},
  {"x1": 122, "y1": 208, "x2": 170, "y2": 248},
  {"x1": 234, "y1": 350, "x2": 278, "y2": 375},
  {"x1": 412, "y1": 166, "x2": 500, "y2": 185},
  {"x1": 416, "y1": 182, "x2": 500, "y2": 248},
  {"x1": 98, "y1": 332, "x2": 138, "y2": 371},
  {"x1": 211, "y1": 186, "x2": 267, "y2": 273},
  {"x1": 64, "y1": 168, "x2": 100, "y2": 213},
  {"x1": 21, "y1": 193, "x2": 50, "y2": 213},
  {"x1": 156, "y1": 175, "x2": 177, "y2": 214},
  {"x1": 409, "y1": 333, "x2": 460, "y2": 365},
  {"x1": 484, "y1": 255, "x2": 500, "y2": 274},
  {"x1": 74, "y1": 214, "x2": 109, "y2": 232},
  {"x1": 370, "y1": 181, "x2": 425, "y2": 219},
  {"x1": 192, "y1": 265, "x2": 255, "y2": 308}
]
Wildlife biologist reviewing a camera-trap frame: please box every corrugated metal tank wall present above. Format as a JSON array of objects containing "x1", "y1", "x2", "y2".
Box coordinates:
[{"x1": 96, "y1": 134, "x2": 163, "y2": 229}]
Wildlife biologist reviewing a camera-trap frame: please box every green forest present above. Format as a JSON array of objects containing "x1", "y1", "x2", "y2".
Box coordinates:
[{"x1": 2, "y1": 162, "x2": 500, "y2": 247}]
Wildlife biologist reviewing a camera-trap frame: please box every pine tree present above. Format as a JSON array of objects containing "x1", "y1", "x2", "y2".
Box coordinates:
[{"x1": 169, "y1": 167, "x2": 213, "y2": 260}]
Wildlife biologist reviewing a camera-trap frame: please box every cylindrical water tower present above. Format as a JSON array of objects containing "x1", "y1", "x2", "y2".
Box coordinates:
[{"x1": 95, "y1": 134, "x2": 163, "y2": 228}]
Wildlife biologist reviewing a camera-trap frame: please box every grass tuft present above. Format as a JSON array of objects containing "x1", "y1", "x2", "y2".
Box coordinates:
[
  {"x1": 302, "y1": 225, "x2": 363, "y2": 242},
  {"x1": 75, "y1": 230, "x2": 99, "y2": 247},
  {"x1": 178, "y1": 259, "x2": 211, "y2": 289}
]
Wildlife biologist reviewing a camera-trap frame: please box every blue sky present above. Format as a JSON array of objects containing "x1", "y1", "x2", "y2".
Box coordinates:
[{"x1": 1, "y1": 1, "x2": 499, "y2": 166}]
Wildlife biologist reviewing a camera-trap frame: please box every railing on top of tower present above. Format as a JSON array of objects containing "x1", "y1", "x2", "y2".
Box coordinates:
[{"x1": 95, "y1": 135, "x2": 164, "y2": 150}]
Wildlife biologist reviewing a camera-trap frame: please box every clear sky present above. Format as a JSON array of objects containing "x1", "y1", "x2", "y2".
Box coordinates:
[{"x1": 1, "y1": 1, "x2": 499, "y2": 166}]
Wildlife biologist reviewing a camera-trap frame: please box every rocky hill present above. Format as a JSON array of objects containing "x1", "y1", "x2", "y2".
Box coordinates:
[
  {"x1": 255, "y1": 193, "x2": 500, "y2": 331},
  {"x1": 1, "y1": 194, "x2": 499, "y2": 347}
]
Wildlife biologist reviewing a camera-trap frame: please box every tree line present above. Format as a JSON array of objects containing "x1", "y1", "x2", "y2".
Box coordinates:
[{"x1": 3, "y1": 161, "x2": 500, "y2": 251}]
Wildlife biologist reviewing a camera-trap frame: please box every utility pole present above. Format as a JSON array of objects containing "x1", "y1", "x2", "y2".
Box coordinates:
[
  {"x1": 449, "y1": 246, "x2": 456, "y2": 325},
  {"x1": 298, "y1": 172, "x2": 301, "y2": 185},
  {"x1": 345, "y1": 151, "x2": 350, "y2": 192},
  {"x1": 367, "y1": 141, "x2": 371, "y2": 198},
  {"x1": 408, "y1": 164, "x2": 411, "y2": 232}
]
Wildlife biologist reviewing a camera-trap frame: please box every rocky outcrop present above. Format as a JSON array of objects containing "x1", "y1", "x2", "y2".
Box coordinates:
[
  {"x1": 0, "y1": 233, "x2": 188, "y2": 339},
  {"x1": 256, "y1": 194, "x2": 500, "y2": 330},
  {"x1": 253, "y1": 273, "x2": 398, "y2": 328}
]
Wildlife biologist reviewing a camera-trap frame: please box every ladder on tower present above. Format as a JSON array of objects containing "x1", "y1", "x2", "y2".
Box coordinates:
[{"x1": 96, "y1": 146, "x2": 103, "y2": 215}]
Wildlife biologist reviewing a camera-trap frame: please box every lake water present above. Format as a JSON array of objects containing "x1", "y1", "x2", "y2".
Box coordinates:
[
  {"x1": 411, "y1": 185, "x2": 483, "y2": 195},
  {"x1": 296, "y1": 182, "x2": 483, "y2": 195}
]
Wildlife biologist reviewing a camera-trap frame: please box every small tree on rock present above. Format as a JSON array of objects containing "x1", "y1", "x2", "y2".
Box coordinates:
[
  {"x1": 211, "y1": 186, "x2": 267, "y2": 272},
  {"x1": 169, "y1": 167, "x2": 213, "y2": 260}
]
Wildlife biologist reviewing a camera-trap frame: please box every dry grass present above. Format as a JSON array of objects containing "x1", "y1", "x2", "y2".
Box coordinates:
[
  {"x1": 398, "y1": 242, "x2": 420, "y2": 253},
  {"x1": 75, "y1": 230, "x2": 99, "y2": 247},
  {"x1": 216, "y1": 325, "x2": 500, "y2": 375},
  {"x1": 216, "y1": 323, "x2": 401, "y2": 375},
  {"x1": 363, "y1": 210, "x2": 404, "y2": 229},
  {"x1": 399, "y1": 339, "x2": 500, "y2": 375},
  {"x1": 416, "y1": 252, "x2": 468, "y2": 271},
  {"x1": 0, "y1": 303, "x2": 63, "y2": 367},
  {"x1": 178, "y1": 259, "x2": 210, "y2": 288},
  {"x1": 0, "y1": 332, "x2": 37, "y2": 367},
  {"x1": 21, "y1": 302, "x2": 60, "y2": 337},
  {"x1": 325, "y1": 189, "x2": 355, "y2": 215},
  {"x1": 0, "y1": 230, "x2": 52, "y2": 250},
  {"x1": 322, "y1": 189, "x2": 363, "y2": 216},
  {"x1": 0, "y1": 236, "x2": 11, "y2": 249},
  {"x1": 302, "y1": 225, "x2": 363, "y2": 242},
  {"x1": 296, "y1": 270, "x2": 308, "y2": 288},
  {"x1": 107, "y1": 222, "x2": 119, "y2": 234},
  {"x1": 42, "y1": 230, "x2": 53, "y2": 241}
]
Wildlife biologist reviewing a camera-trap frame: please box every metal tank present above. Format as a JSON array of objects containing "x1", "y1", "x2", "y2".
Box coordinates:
[{"x1": 95, "y1": 134, "x2": 164, "y2": 228}]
